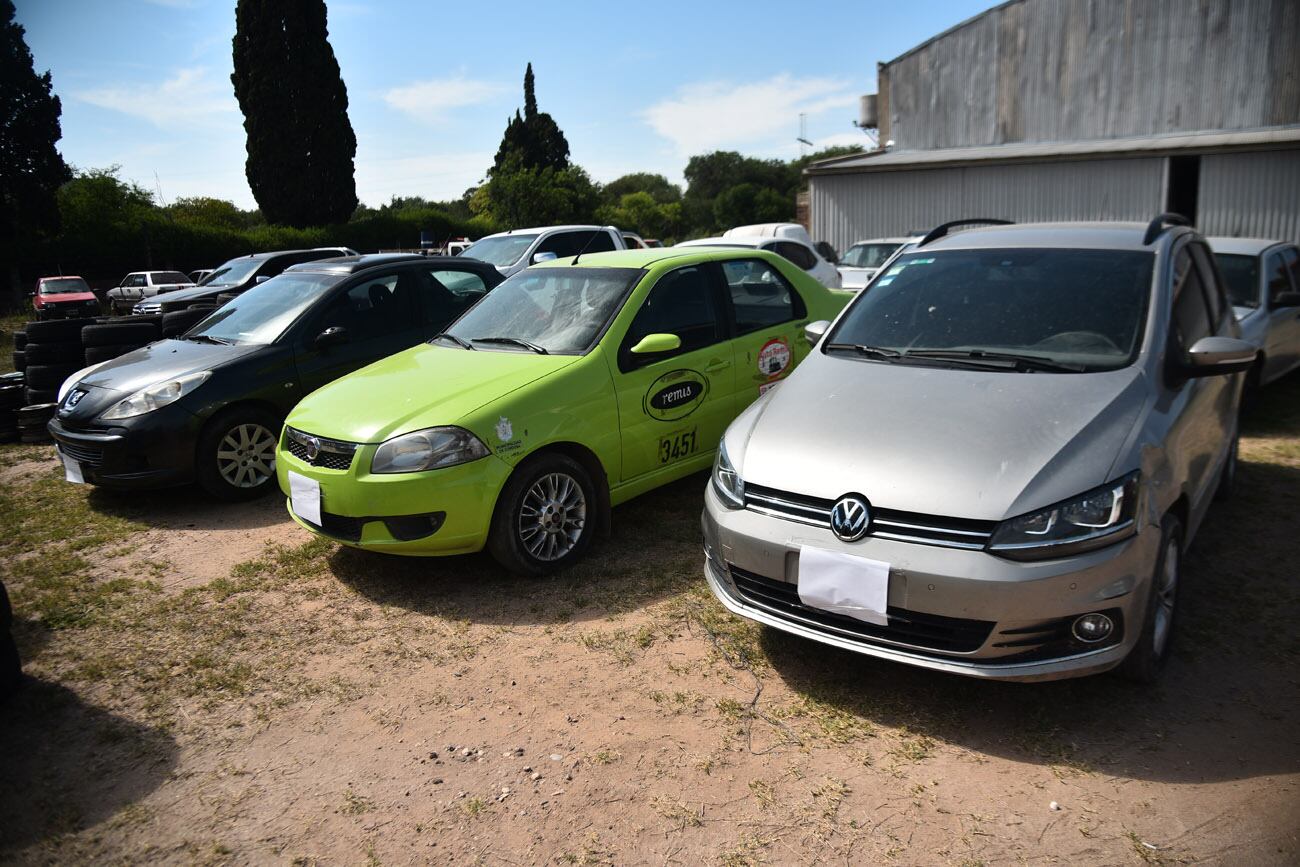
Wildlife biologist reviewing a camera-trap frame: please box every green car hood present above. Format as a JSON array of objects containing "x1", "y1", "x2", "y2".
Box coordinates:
[{"x1": 287, "y1": 343, "x2": 581, "y2": 443}]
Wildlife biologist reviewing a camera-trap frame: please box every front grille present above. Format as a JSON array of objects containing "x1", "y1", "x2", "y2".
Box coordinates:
[
  {"x1": 285, "y1": 427, "x2": 357, "y2": 470},
  {"x1": 744, "y1": 483, "x2": 996, "y2": 550},
  {"x1": 728, "y1": 564, "x2": 994, "y2": 654},
  {"x1": 300, "y1": 510, "x2": 445, "y2": 543},
  {"x1": 59, "y1": 442, "x2": 104, "y2": 467}
]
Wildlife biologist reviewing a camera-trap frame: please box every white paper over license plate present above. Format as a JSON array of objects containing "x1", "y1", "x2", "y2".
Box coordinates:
[
  {"x1": 797, "y1": 546, "x2": 890, "y2": 626},
  {"x1": 58, "y1": 448, "x2": 84, "y2": 484},
  {"x1": 287, "y1": 470, "x2": 322, "y2": 526}
]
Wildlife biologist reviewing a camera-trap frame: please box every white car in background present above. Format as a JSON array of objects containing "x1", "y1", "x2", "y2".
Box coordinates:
[
  {"x1": 1208, "y1": 236, "x2": 1300, "y2": 391},
  {"x1": 679, "y1": 224, "x2": 842, "y2": 288},
  {"x1": 459, "y1": 225, "x2": 627, "y2": 278},
  {"x1": 105, "y1": 270, "x2": 196, "y2": 314},
  {"x1": 839, "y1": 237, "x2": 911, "y2": 291}
]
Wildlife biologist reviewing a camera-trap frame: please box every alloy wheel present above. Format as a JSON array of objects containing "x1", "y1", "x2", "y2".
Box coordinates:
[
  {"x1": 1152, "y1": 538, "x2": 1179, "y2": 655},
  {"x1": 216, "y1": 423, "x2": 277, "y2": 489},
  {"x1": 518, "y1": 472, "x2": 587, "y2": 561}
]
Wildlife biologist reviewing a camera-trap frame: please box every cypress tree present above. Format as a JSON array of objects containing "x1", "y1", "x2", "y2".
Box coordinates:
[
  {"x1": 0, "y1": 0, "x2": 70, "y2": 301},
  {"x1": 492, "y1": 64, "x2": 570, "y2": 174},
  {"x1": 231, "y1": 0, "x2": 357, "y2": 227}
]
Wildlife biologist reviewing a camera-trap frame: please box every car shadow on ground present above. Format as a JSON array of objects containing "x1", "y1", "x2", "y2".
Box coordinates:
[
  {"x1": 87, "y1": 484, "x2": 287, "y2": 532},
  {"x1": 331, "y1": 471, "x2": 711, "y2": 627},
  {"x1": 0, "y1": 677, "x2": 178, "y2": 856}
]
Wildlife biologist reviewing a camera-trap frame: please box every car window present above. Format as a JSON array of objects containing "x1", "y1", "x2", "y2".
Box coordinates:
[
  {"x1": 1213, "y1": 253, "x2": 1260, "y2": 309},
  {"x1": 190, "y1": 273, "x2": 342, "y2": 345},
  {"x1": 843, "y1": 243, "x2": 901, "y2": 269},
  {"x1": 1172, "y1": 248, "x2": 1212, "y2": 351},
  {"x1": 127, "y1": 274, "x2": 147, "y2": 288},
  {"x1": 461, "y1": 234, "x2": 538, "y2": 267},
  {"x1": 1189, "y1": 244, "x2": 1226, "y2": 328},
  {"x1": 720, "y1": 259, "x2": 801, "y2": 336},
  {"x1": 1268, "y1": 248, "x2": 1299, "y2": 305},
  {"x1": 203, "y1": 258, "x2": 263, "y2": 287},
  {"x1": 773, "y1": 241, "x2": 816, "y2": 271},
  {"x1": 538, "y1": 230, "x2": 615, "y2": 258},
  {"x1": 1286, "y1": 247, "x2": 1300, "y2": 299},
  {"x1": 428, "y1": 269, "x2": 487, "y2": 298},
  {"x1": 620, "y1": 265, "x2": 723, "y2": 370},
  {"x1": 155, "y1": 271, "x2": 190, "y2": 284},
  {"x1": 412, "y1": 270, "x2": 461, "y2": 327},
  {"x1": 39, "y1": 278, "x2": 89, "y2": 294},
  {"x1": 314, "y1": 271, "x2": 412, "y2": 342}
]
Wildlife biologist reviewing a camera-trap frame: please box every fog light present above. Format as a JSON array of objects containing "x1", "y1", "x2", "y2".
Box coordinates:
[{"x1": 1071, "y1": 613, "x2": 1114, "y2": 643}]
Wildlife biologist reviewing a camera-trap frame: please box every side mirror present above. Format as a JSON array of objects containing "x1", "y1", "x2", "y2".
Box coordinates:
[
  {"x1": 804, "y1": 320, "x2": 830, "y2": 345},
  {"x1": 315, "y1": 326, "x2": 349, "y2": 349},
  {"x1": 1273, "y1": 291, "x2": 1300, "y2": 308},
  {"x1": 532, "y1": 251, "x2": 558, "y2": 264},
  {"x1": 1183, "y1": 336, "x2": 1256, "y2": 377},
  {"x1": 629, "y1": 333, "x2": 682, "y2": 355}
]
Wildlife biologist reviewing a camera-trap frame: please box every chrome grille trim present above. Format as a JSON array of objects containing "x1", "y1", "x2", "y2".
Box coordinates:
[{"x1": 285, "y1": 427, "x2": 359, "y2": 470}]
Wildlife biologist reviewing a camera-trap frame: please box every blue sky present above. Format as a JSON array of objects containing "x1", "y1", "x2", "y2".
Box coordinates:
[{"x1": 16, "y1": 0, "x2": 995, "y2": 209}]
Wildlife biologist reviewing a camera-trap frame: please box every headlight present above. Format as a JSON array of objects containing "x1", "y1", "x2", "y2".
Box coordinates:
[
  {"x1": 370, "y1": 426, "x2": 489, "y2": 474},
  {"x1": 99, "y1": 371, "x2": 211, "y2": 420},
  {"x1": 57, "y1": 360, "x2": 115, "y2": 402},
  {"x1": 712, "y1": 440, "x2": 745, "y2": 508},
  {"x1": 988, "y1": 473, "x2": 1140, "y2": 560}
]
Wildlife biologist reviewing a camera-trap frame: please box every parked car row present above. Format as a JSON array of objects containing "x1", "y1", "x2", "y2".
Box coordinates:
[{"x1": 29, "y1": 214, "x2": 1299, "y2": 687}]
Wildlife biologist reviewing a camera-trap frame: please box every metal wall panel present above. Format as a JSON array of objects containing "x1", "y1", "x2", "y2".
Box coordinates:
[
  {"x1": 1199, "y1": 149, "x2": 1300, "y2": 242},
  {"x1": 809, "y1": 157, "x2": 1165, "y2": 252},
  {"x1": 884, "y1": 0, "x2": 1300, "y2": 151}
]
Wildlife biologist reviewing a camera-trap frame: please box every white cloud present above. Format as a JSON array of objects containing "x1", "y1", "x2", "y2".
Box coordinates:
[
  {"x1": 74, "y1": 68, "x2": 237, "y2": 129},
  {"x1": 352, "y1": 149, "x2": 492, "y2": 206},
  {"x1": 382, "y1": 76, "x2": 507, "y2": 124},
  {"x1": 642, "y1": 74, "x2": 858, "y2": 155}
]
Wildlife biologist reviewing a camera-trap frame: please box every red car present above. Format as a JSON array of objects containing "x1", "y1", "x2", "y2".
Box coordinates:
[{"x1": 31, "y1": 276, "x2": 100, "y2": 320}]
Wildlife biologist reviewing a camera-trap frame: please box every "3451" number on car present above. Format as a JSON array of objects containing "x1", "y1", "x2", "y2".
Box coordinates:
[{"x1": 658, "y1": 428, "x2": 698, "y2": 464}]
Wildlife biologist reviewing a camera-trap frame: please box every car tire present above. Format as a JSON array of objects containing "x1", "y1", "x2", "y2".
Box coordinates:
[
  {"x1": 1240, "y1": 359, "x2": 1263, "y2": 413},
  {"x1": 24, "y1": 387, "x2": 56, "y2": 405},
  {"x1": 195, "y1": 406, "x2": 282, "y2": 501},
  {"x1": 487, "y1": 453, "x2": 597, "y2": 576},
  {"x1": 83, "y1": 344, "x2": 138, "y2": 365},
  {"x1": 12, "y1": 331, "x2": 26, "y2": 351},
  {"x1": 23, "y1": 318, "x2": 85, "y2": 343},
  {"x1": 0, "y1": 383, "x2": 24, "y2": 409},
  {"x1": 24, "y1": 363, "x2": 82, "y2": 392},
  {"x1": 81, "y1": 321, "x2": 159, "y2": 347},
  {"x1": 11, "y1": 350, "x2": 25, "y2": 372},
  {"x1": 23, "y1": 342, "x2": 85, "y2": 365},
  {"x1": 0, "y1": 582, "x2": 19, "y2": 701},
  {"x1": 1214, "y1": 434, "x2": 1238, "y2": 503},
  {"x1": 1118, "y1": 514, "x2": 1184, "y2": 684}
]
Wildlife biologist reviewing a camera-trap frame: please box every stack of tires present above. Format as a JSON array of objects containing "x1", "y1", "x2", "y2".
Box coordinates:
[
  {"x1": 16, "y1": 403, "x2": 56, "y2": 443},
  {"x1": 0, "y1": 373, "x2": 23, "y2": 443},
  {"x1": 19, "y1": 319, "x2": 88, "y2": 406},
  {"x1": 161, "y1": 304, "x2": 217, "y2": 338},
  {"x1": 82, "y1": 315, "x2": 163, "y2": 364},
  {"x1": 11, "y1": 329, "x2": 25, "y2": 373}
]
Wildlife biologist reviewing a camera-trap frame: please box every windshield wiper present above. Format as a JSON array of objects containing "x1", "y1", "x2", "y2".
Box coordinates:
[
  {"x1": 432, "y1": 332, "x2": 473, "y2": 350},
  {"x1": 823, "y1": 342, "x2": 902, "y2": 360},
  {"x1": 903, "y1": 349, "x2": 1084, "y2": 373},
  {"x1": 471, "y1": 336, "x2": 548, "y2": 355},
  {"x1": 184, "y1": 334, "x2": 230, "y2": 345}
]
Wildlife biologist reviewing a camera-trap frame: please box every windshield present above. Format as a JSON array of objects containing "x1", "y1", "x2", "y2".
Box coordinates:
[
  {"x1": 187, "y1": 273, "x2": 342, "y2": 346},
  {"x1": 1214, "y1": 253, "x2": 1260, "y2": 309},
  {"x1": 461, "y1": 235, "x2": 538, "y2": 267},
  {"x1": 444, "y1": 267, "x2": 641, "y2": 354},
  {"x1": 842, "y1": 243, "x2": 901, "y2": 269},
  {"x1": 827, "y1": 248, "x2": 1154, "y2": 372},
  {"x1": 40, "y1": 278, "x2": 89, "y2": 294},
  {"x1": 203, "y1": 257, "x2": 264, "y2": 287}
]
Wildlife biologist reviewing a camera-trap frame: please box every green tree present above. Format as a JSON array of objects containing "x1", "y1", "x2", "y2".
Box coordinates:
[
  {"x1": 482, "y1": 155, "x2": 597, "y2": 227},
  {"x1": 493, "y1": 63, "x2": 570, "y2": 173},
  {"x1": 712, "y1": 183, "x2": 792, "y2": 229},
  {"x1": 0, "y1": 0, "x2": 71, "y2": 302},
  {"x1": 596, "y1": 191, "x2": 680, "y2": 240},
  {"x1": 167, "y1": 196, "x2": 256, "y2": 230},
  {"x1": 231, "y1": 0, "x2": 357, "y2": 227},
  {"x1": 600, "y1": 172, "x2": 681, "y2": 206}
]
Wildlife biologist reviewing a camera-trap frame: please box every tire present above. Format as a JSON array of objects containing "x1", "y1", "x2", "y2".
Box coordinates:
[
  {"x1": 1239, "y1": 360, "x2": 1263, "y2": 414},
  {"x1": 0, "y1": 581, "x2": 19, "y2": 700},
  {"x1": 81, "y1": 321, "x2": 158, "y2": 347},
  {"x1": 23, "y1": 318, "x2": 86, "y2": 343},
  {"x1": 84, "y1": 344, "x2": 137, "y2": 364},
  {"x1": 162, "y1": 307, "x2": 214, "y2": 338},
  {"x1": 24, "y1": 363, "x2": 82, "y2": 392},
  {"x1": 195, "y1": 406, "x2": 282, "y2": 501},
  {"x1": 19, "y1": 430, "x2": 51, "y2": 444},
  {"x1": 0, "y1": 384, "x2": 24, "y2": 410},
  {"x1": 11, "y1": 350, "x2": 24, "y2": 372},
  {"x1": 1214, "y1": 434, "x2": 1238, "y2": 503},
  {"x1": 24, "y1": 388, "x2": 57, "y2": 406},
  {"x1": 23, "y1": 341, "x2": 85, "y2": 365},
  {"x1": 487, "y1": 453, "x2": 598, "y2": 576},
  {"x1": 12, "y1": 331, "x2": 26, "y2": 351},
  {"x1": 1118, "y1": 515, "x2": 1184, "y2": 683},
  {"x1": 17, "y1": 402, "x2": 56, "y2": 422}
]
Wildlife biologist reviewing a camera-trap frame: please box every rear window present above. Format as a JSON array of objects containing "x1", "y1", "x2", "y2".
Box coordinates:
[
  {"x1": 1213, "y1": 254, "x2": 1259, "y2": 309},
  {"x1": 154, "y1": 272, "x2": 190, "y2": 284}
]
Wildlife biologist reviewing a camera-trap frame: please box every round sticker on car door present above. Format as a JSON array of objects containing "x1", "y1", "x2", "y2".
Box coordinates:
[
  {"x1": 645, "y1": 369, "x2": 709, "y2": 421},
  {"x1": 757, "y1": 337, "x2": 791, "y2": 379}
]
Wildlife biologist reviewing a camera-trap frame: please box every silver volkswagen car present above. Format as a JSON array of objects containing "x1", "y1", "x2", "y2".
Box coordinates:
[
  {"x1": 1207, "y1": 236, "x2": 1300, "y2": 394},
  {"x1": 702, "y1": 216, "x2": 1256, "y2": 682}
]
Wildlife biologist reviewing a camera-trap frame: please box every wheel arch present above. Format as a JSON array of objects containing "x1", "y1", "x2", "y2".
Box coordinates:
[{"x1": 513, "y1": 441, "x2": 613, "y2": 538}]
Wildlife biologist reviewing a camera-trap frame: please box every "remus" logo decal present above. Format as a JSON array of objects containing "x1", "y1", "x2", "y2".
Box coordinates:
[{"x1": 644, "y1": 369, "x2": 708, "y2": 421}]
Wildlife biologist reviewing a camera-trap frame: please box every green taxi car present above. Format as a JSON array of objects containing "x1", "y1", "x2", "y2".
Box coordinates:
[{"x1": 276, "y1": 247, "x2": 850, "y2": 574}]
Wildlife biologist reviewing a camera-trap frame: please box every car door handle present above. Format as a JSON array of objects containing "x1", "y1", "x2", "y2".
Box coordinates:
[{"x1": 705, "y1": 359, "x2": 731, "y2": 373}]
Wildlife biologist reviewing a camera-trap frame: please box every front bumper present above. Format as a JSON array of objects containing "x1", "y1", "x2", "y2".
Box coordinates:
[
  {"x1": 701, "y1": 483, "x2": 1158, "y2": 682},
  {"x1": 276, "y1": 431, "x2": 513, "y2": 556},
  {"x1": 47, "y1": 404, "x2": 202, "y2": 489}
]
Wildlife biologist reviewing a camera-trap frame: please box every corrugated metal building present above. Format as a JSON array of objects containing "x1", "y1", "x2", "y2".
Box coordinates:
[{"x1": 808, "y1": 0, "x2": 1300, "y2": 251}]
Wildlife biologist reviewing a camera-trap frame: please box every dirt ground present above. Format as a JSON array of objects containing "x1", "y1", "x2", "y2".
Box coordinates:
[{"x1": 1, "y1": 377, "x2": 1298, "y2": 866}]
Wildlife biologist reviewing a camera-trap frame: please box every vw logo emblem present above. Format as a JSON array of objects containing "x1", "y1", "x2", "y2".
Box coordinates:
[
  {"x1": 830, "y1": 495, "x2": 872, "y2": 542},
  {"x1": 304, "y1": 436, "x2": 321, "y2": 461}
]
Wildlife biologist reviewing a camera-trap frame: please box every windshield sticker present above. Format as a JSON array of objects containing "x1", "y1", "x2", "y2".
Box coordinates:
[
  {"x1": 884, "y1": 265, "x2": 906, "y2": 276},
  {"x1": 645, "y1": 369, "x2": 709, "y2": 422},
  {"x1": 876, "y1": 277, "x2": 895, "y2": 286},
  {"x1": 757, "y1": 337, "x2": 792, "y2": 379},
  {"x1": 910, "y1": 258, "x2": 935, "y2": 265},
  {"x1": 758, "y1": 380, "x2": 780, "y2": 397},
  {"x1": 495, "y1": 417, "x2": 514, "y2": 442}
]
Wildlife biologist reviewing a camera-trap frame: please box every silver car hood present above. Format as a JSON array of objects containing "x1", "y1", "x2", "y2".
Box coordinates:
[{"x1": 731, "y1": 356, "x2": 1147, "y2": 522}]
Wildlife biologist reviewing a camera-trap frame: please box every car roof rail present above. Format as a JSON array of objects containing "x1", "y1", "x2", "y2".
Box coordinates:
[
  {"x1": 1142, "y1": 212, "x2": 1191, "y2": 246},
  {"x1": 917, "y1": 219, "x2": 1013, "y2": 247}
]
